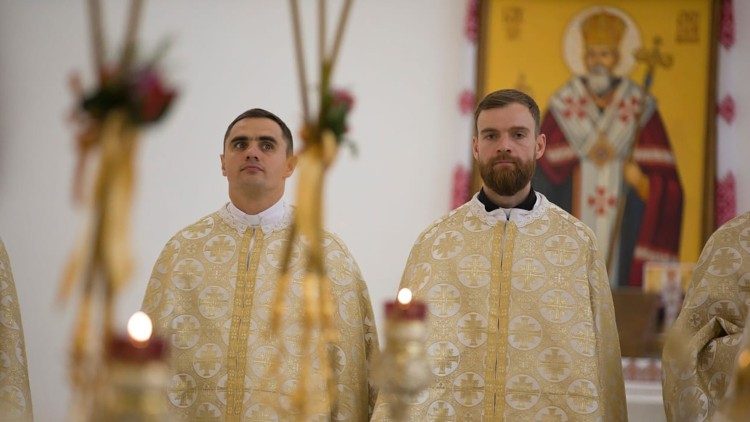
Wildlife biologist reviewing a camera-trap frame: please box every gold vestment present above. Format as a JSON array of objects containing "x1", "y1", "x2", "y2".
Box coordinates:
[
  {"x1": 662, "y1": 211, "x2": 750, "y2": 421},
  {"x1": 0, "y1": 238, "x2": 33, "y2": 421},
  {"x1": 142, "y1": 203, "x2": 378, "y2": 420},
  {"x1": 372, "y1": 193, "x2": 626, "y2": 421}
]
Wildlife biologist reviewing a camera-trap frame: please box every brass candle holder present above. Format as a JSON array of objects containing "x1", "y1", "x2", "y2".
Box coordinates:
[
  {"x1": 92, "y1": 312, "x2": 170, "y2": 421},
  {"x1": 375, "y1": 288, "x2": 431, "y2": 421}
]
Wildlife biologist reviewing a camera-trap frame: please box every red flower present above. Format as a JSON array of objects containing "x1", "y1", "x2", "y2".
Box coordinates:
[
  {"x1": 331, "y1": 89, "x2": 355, "y2": 111},
  {"x1": 323, "y1": 88, "x2": 355, "y2": 142},
  {"x1": 132, "y1": 66, "x2": 177, "y2": 123}
]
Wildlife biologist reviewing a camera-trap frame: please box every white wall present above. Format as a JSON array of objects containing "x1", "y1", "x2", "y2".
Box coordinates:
[
  {"x1": 718, "y1": 1, "x2": 750, "y2": 215},
  {"x1": 1, "y1": 1, "x2": 749, "y2": 420},
  {"x1": 0, "y1": 1, "x2": 465, "y2": 419}
]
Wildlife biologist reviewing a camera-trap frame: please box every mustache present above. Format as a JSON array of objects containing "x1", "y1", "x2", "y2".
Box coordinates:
[
  {"x1": 589, "y1": 64, "x2": 610, "y2": 75},
  {"x1": 490, "y1": 153, "x2": 522, "y2": 166}
]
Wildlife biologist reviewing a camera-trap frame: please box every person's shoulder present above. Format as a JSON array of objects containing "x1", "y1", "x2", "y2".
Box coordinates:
[
  {"x1": 716, "y1": 211, "x2": 750, "y2": 234},
  {"x1": 412, "y1": 202, "x2": 473, "y2": 246},
  {"x1": 705, "y1": 211, "x2": 750, "y2": 249},
  {"x1": 322, "y1": 230, "x2": 356, "y2": 256},
  {"x1": 162, "y1": 208, "x2": 225, "y2": 245},
  {"x1": 542, "y1": 199, "x2": 598, "y2": 246},
  {"x1": 185, "y1": 210, "x2": 223, "y2": 229}
]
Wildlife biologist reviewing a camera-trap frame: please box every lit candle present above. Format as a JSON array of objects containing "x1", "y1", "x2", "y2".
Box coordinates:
[
  {"x1": 127, "y1": 310, "x2": 153, "y2": 344},
  {"x1": 93, "y1": 311, "x2": 169, "y2": 421},
  {"x1": 108, "y1": 311, "x2": 164, "y2": 360},
  {"x1": 385, "y1": 288, "x2": 426, "y2": 320},
  {"x1": 397, "y1": 287, "x2": 412, "y2": 304},
  {"x1": 377, "y1": 288, "x2": 430, "y2": 421}
]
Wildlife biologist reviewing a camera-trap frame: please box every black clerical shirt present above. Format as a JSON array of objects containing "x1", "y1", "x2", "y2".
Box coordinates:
[{"x1": 478, "y1": 187, "x2": 537, "y2": 212}]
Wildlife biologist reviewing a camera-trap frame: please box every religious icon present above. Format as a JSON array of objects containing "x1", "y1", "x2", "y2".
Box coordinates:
[
  {"x1": 478, "y1": 0, "x2": 718, "y2": 288},
  {"x1": 534, "y1": 6, "x2": 682, "y2": 288}
]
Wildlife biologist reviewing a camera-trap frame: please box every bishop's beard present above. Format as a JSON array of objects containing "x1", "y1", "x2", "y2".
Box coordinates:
[
  {"x1": 478, "y1": 152, "x2": 536, "y2": 196},
  {"x1": 587, "y1": 65, "x2": 613, "y2": 96}
]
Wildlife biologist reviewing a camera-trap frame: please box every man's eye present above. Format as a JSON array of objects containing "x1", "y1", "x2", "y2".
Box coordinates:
[
  {"x1": 261, "y1": 142, "x2": 274, "y2": 151},
  {"x1": 233, "y1": 141, "x2": 247, "y2": 149},
  {"x1": 484, "y1": 133, "x2": 497, "y2": 140},
  {"x1": 513, "y1": 132, "x2": 525, "y2": 139}
]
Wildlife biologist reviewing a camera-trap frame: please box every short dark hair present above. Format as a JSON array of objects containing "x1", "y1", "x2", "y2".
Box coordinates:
[
  {"x1": 474, "y1": 89, "x2": 541, "y2": 135},
  {"x1": 223, "y1": 108, "x2": 294, "y2": 155}
]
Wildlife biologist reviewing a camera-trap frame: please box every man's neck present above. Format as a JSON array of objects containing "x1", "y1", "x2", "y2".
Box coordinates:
[
  {"x1": 228, "y1": 188, "x2": 284, "y2": 215},
  {"x1": 481, "y1": 183, "x2": 532, "y2": 209}
]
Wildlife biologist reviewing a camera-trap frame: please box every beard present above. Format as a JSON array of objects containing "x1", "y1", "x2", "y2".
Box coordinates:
[
  {"x1": 478, "y1": 152, "x2": 536, "y2": 196},
  {"x1": 587, "y1": 65, "x2": 613, "y2": 96}
]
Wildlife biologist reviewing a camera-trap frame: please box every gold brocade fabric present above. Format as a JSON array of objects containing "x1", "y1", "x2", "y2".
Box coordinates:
[
  {"x1": 0, "y1": 238, "x2": 33, "y2": 421},
  {"x1": 141, "y1": 205, "x2": 378, "y2": 421},
  {"x1": 372, "y1": 193, "x2": 626, "y2": 421},
  {"x1": 662, "y1": 211, "x2": 750, "y2": 421}
]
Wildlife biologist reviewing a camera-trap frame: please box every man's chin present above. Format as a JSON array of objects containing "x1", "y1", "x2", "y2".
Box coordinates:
[
  {"x1": 230, "y1": 178, "x2": 265, "y2": 192},
  {"x1": 484, "y1": 183, "x2": 527, "y2": 197},
  {"x1": 492, "y1": 163, "x2": 518, "y2": 173}
]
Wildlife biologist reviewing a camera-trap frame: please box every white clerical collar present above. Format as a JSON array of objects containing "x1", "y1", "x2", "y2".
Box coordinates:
[
  {"x1": 469, "y1": 191, "x2": 550, "y2": 227},
  {"x1": 225, "y1": 197, "x2": 289, "y2": 233}
]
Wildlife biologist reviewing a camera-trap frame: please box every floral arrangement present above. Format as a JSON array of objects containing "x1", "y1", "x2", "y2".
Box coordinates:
[
  {"x1": 60, "y1": 1, "x2": 177, "y2": 418},
  {"x1": 268, "y1": 0, "x2": 356, "y2": 416},
  {"x1": 80, "y1": 61, "x2": 176, "y2": 125},
  {"x1": 323, "y1": 88, "x2": 355, "y2": 142}
]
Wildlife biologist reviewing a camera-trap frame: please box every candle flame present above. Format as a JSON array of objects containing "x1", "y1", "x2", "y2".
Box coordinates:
[
  {"x1": 397, "y1": 288, "x2": 412, "y2": 305},
  {"x1": 127, "y1": 311, "x2": 153, "y2": 342}
]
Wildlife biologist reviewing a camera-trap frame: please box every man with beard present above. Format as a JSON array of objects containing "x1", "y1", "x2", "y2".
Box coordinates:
[
  {"x1": 534, "y1": 10, "x2": 683, "y2": 288},
  {"x1": 371, "y1": 89, "x2": 626, "y2": 421}
]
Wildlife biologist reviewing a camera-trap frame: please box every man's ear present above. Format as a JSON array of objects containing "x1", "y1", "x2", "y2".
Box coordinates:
[
  {"x1": 472, "y1": 136, "x2": 479, "y2": 161},
  {"x1": 220, "y1": 154, "x2": 227, "y2": 176},
  {"x1": 284, "y1": 154, "x2": 298, "y2": 177},
  {"x1": 535, "y1": 133, "x2": 546, "y2": 160}
]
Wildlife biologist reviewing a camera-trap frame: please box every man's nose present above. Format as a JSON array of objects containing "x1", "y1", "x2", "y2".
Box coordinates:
[
  {"x1": 244, "y1": 142, "x2": 261, "y2": 159},
  {"x1": 497, "y1": 133, "x2": 513, "y2": 151}
]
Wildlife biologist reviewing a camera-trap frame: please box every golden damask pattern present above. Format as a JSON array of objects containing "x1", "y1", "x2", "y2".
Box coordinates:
[
  {"x1": 142, "y1": 206, "x2": 378, "y2": 420},
  {"x1": 0, "y1": 238, "x2": 33, "y2": 421},
  {"x1": 372, "y1": 193, "x2": 626, "y2": 421},
  {"x1": 662, "y1": 212, "x2": 750, "y2": 421}
]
